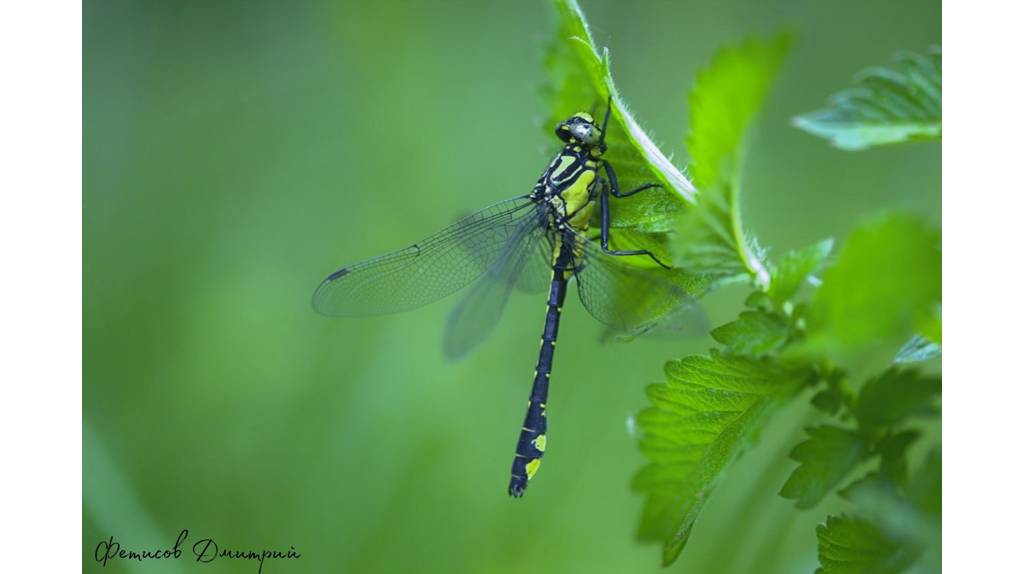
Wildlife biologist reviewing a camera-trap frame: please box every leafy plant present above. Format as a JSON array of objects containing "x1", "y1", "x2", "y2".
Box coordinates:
[
  {"x1": 676, "y1": 35, "x2": 791, "y2": 286},
  {"x1": 633, "y1": 351, "x2": 810, "y2": 563},
  {"x1": 793, "y1": 48, "x2": 941, "y2": 150},
  {"x1": 545, "y1": 1, "x2": 940, "y2": 570}
]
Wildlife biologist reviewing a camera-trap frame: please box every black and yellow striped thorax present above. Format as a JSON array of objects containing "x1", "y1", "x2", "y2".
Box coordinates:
[{"x1": 534, "y1": 144, "x2": 604, "y2": 233}]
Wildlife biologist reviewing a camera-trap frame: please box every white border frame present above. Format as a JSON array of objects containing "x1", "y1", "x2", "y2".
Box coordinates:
[{"x1": 0, "y1": 2, "x2": 82, "y2": 572}]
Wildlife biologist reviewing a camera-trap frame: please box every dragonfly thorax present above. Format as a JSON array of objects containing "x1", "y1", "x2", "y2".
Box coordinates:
[{"x1": 534, "y1": 146, "x2": 601, "y2": 232}]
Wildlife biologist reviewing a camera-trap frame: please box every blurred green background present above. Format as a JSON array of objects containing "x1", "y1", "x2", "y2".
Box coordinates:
[{"x1": 84, "y1": 0, "x2": 940, "y2": 572}]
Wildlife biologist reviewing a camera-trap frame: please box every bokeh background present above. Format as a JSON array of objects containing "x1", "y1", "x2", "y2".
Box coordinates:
[{"x1": 84, "y1": 0, "x2": 940, "y2": 572}]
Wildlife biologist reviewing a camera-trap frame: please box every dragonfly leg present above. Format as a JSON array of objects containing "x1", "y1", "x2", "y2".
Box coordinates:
[
  {"x1": 605, "y1": 161, "x2": 662, "y2": 198},
  {"x1": 613, "y1": 182, "x2": 661, "y2": 198},
  {"x1": 600, "y1": 162, "x2": 670, "y2": 269}
]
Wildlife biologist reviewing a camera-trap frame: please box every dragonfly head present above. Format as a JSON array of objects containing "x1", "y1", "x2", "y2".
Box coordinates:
[{"x1": 556, "y1": 112, "x2": 604, "y2": 151}]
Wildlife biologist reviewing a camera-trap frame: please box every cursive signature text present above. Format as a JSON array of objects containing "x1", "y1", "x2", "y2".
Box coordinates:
[{"x1": 94, "y1": 529, "x2": 301, "y2": 574}]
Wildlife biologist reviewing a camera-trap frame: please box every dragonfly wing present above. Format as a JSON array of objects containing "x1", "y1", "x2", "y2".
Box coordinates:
[
  {"x1": 313, "y1": 196, "x2": 542, "y2": 316},
  {"x1": 513, "y1": 232, "x2": 556, "y2": 294},
  {"x1": 571, "y1": 234, "x2": 698, "y2": 334},
  {"x1": 443, "y1": 218, "x2": 553, "y2": 359}
]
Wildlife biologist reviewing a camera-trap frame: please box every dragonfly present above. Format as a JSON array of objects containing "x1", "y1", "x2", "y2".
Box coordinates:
[{"x1": 313, "y1": 102, "x2": 690, "y2": 497}]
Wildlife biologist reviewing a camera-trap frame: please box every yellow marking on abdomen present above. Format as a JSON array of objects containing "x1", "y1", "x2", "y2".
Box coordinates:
[
  {"x1": 532, "y1": 434, "x2": 547, "y2": 452},
  {"x1": 526, "y1": 458, "x2": 542, "y2": 479}
]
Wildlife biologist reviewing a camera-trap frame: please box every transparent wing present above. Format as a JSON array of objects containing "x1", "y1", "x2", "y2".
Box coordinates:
[
  {"x1": 600, "y1": 300, "x2": 711, "y2": 343},
  {"x1": 571, "y1": 234, "x2": 697, "y2": 334},
  {"x1": 313, "y1": 196, "x2": 542, "y2": 316},
  {"x1": 514, "y1": 235, "x2": 555, "y2": 294},
  {"x1": 443, "y1": 218, "x2": 553, "y2": 359}
]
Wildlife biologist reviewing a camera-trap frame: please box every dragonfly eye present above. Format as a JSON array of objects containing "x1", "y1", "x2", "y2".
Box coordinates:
[{"x1": 555, "y1": 121, "x2": 574, "y2": 143}]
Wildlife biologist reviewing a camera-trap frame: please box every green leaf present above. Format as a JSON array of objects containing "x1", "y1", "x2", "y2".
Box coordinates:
[
  {"x1": 875, "y1": 430, "x2": 920, "y2": 485},
  {"x1": 710, "y1": 310, "x2": 790, "y2": 356},
  {"x1": 767, "y1": 239, "x2": 833, "y2": 308},
  {"x1": 744, "y1": 290, "x2": 773, "y2": 310},
  {"x1": 795, "y1": 48, "x2": 941, "y2": 150},
  {"x1": 836, "y1": 451, "x2": 941, "y2": 572},
  {"x1": 810, "y1": 367, "x2": 853, "y2": 416},
  {"x1": 906, "y1": 449, "x2": 941, "y2": 520},
  {"x1": 811, "y1": 387, "x2": 846, "y2": 416},
  {"x1": 815, "y1": 515, "x2": 913, "y2": 574},
  {"x1": 633, "y1": 350, "x2": 808, "y2": 565},
  {"x1": 854, "y1": 369, "x2": 940, "y2": 434},
  {"x1": 807, "y1": 213, "x2": 941, "y2": 361},
  {"x1": 780, "y1": 425, "x2": 866, "y2": 509},
  {"x1": 840, "y1": 430, "x2": 919, "y2": 499},
  {"x1": 546, "y1": 0, "x2": 695, "y2": 235},
  {"x1": 838, "y1": 471, "x2": 895, "y2": 504},
  {"x1": 902, "y1": 451, "x2": 941, "y2": 573},
  {"x1": 675, "y1": 34, "x2": 791, "y2": 286}
]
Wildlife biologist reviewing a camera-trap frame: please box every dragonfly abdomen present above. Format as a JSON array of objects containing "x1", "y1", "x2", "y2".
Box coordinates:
[{"x1": 508, "y1": 237, "x2": 574, "y2": 498}]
